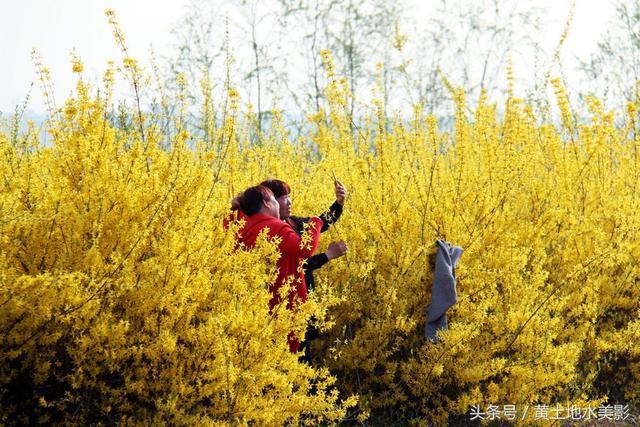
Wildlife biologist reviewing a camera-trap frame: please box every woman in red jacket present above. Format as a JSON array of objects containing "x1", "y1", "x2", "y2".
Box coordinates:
[
  {"x1": 260, "y1": 178, "x2": 347, "y2": 363},
  {"x1": 232, "y1": 185, "x2": 323, "y2": 353}
]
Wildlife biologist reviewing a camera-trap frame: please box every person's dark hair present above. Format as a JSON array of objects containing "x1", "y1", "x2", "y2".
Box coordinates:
[
  {"x1": 237, "y1": 185, "x2": 274, "y2": 216},
  {"x1": 260, "y1": 179, "x2": 291, "y2": 199}
]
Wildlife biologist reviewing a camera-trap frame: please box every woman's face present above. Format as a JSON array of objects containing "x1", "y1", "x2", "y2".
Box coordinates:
[
  {"x1": 263, "y1": 194, "x2": 281, "y2": 219},
  {"x1": 276, "y1": 193, "x2": 292, "y2": 219}
]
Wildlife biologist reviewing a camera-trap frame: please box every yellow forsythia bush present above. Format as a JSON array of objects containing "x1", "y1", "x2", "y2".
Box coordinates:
[
  {"x1": 1, "y1": 47, "x2": 639, "y2": 425},
  {"x1": 0, "y1": 75, "x2": 356, "y2": 424}
]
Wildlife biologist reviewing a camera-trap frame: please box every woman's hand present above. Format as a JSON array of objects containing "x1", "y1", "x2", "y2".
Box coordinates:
[
  {"x1": 326, "y1": 240, "x2": 348, "y2": 260},
  {"x1": 334, "y1": 179, "x2": 347, "y2": 205}
]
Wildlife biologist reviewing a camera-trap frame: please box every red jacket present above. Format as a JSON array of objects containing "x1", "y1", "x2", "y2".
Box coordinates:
[
  {"x1": 236, "y1": 212, "x2": 323, "y2": 311},
  {"x1": 228, "y1": 211, "x2": 323, "y2": 353}
]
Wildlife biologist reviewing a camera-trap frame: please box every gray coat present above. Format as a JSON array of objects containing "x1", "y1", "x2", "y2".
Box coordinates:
[{"x1": 424, "y1": 239, "x2": 463, "y2": 342}]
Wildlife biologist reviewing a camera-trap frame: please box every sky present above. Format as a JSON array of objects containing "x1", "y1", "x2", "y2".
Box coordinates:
[{"x1": 0, "y1": 0, "x2": 617, "y2": 115}]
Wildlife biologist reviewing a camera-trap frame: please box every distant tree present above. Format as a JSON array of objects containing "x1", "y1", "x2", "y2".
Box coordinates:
[
  {"x1": 578, "y1": 0, "x2": 640, "y2": 110},
  {"x1": 277, "y1": 0, "x2": 405, "y2": 120},
  {"x1": 394, "y1": 0, "x2": 543, "y2": 117},
  {"x1": 168, "y1": 0, "x2": 544, "y2": 133},
  {"x1": 171, "y1": 0, "x2": 293, "y2": 135},
  {"x1": 170, "y1": 0, "x2": 227, "y2": 87}
]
